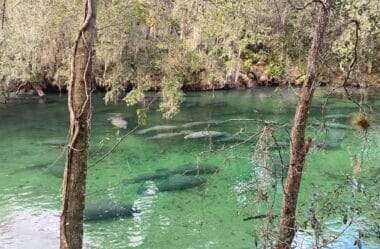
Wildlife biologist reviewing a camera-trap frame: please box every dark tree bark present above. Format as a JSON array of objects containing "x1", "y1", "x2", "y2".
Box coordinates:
[
  {"x1": 275, "y1": 1, "x2": 332, "y2": 248},
  {"x1": 60, "y1": 1, "x2": 97, "y2": 249}
]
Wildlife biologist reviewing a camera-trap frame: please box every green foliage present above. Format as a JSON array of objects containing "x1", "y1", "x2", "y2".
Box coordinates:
[
  {"x1": 265, "y1": 62, "x2": 284, "y2": 78},
  {"x1": 1, "y1": 0, "x2": 379, "y2": 114},
  {"x1": 29, "y1": 71, "x2": 44, "y2": 86},
  {"x1": 136, "y1": 108, "x2": 148, "y2": 126}
]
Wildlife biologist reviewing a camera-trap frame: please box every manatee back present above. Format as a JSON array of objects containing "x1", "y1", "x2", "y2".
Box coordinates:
[
  {"x1": 173, "y1": 164, "x2": 220, "y2": 175},
  {"x1": 84, "y1": 200, "x2": 135, "y2": 221},
  {"x1": 157, "y1": 175, "x2": 207, "y2": 192}
]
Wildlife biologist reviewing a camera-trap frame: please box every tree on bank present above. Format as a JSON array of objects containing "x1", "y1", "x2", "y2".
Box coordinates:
[
  {"x1": 274, "y1": 0, "x2": 361, "y2": 248},
  {"x1": 60, "y1": 1, "x2": 97, "y2": 248}
]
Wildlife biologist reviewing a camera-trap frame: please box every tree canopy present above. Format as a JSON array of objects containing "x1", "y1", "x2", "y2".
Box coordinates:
[{"x1": 0, "y1": 0, "x2": 379, "y2": 115}]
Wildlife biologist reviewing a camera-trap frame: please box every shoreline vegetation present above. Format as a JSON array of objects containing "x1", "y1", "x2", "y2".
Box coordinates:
[
  {"x1": 1, "y1": 78, "x2": 379, "y2": 104},
  {"x1": 1, "y1": 1, "x2": 378, "y2": 110}
]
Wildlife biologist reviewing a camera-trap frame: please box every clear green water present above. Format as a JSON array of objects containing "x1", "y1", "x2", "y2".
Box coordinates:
[{"x1": 0, "y1": 88, "x2": 379, "y2": 249}]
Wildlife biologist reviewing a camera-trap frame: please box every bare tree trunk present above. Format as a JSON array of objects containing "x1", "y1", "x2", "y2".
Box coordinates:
[
  {"x1": 60, "y1": 1, "x2": 97, "y2": 249},
  {"x1": 274, "y1": 1, "x2": 332, "y2": 248},
  {"x1": 1, "y1": 0, "x2": 6, "y2": 29}
]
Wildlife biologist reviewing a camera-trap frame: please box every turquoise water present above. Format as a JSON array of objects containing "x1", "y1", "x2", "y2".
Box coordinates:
[{"x1": 0, "y1": 88, "x2": 379, "y2": 249}]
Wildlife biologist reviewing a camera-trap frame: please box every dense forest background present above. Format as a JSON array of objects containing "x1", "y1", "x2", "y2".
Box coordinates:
[{"x1": 1, "y1": 1, "x2": 379, "y2": 113}]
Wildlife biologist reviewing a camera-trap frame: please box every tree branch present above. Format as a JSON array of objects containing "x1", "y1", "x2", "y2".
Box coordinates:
[
  {"x1": 342, "y1": 19, "x2": 360, "y2": 87},
  {"x1": 340, "y1": 20, "x2": 362, "y2": 110},
  {"x1": 80, "y1": 0, "x2": 92, "y2": 31},
  {"x1": 286, "y1": 0, "x2": 327, "y2": 11},
  {"x1": 1, "y1": 0, "x2": 6, "y2": 29}
]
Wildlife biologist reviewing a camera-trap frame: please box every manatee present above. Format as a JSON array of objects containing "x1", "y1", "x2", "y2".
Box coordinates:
[
  {"x1": 124, "y1": 164, "x2": 219, "y2": 184},
  {"x1": 46, "y1": 163, "x2": 65, "y2": 178},
  {"x1": 269, "y1": 140, "x2": 340, "y2": 151},
  {"x1": 243, "y1": 214, "x2": 278, "y2": 221},
  {"x1": 136, "y1": 125, "x2": 178, "y2": 135},
  {"x1": 123, "y1": 169, "x2": 172, "y2": 184},
  {"x1": 181, "y1": 120, "x2": 218, "y2": 128},
  {"x1": 309, "y1": 121, "x2": 354, "y2": 130},
  {"x1": 311, "y1": 141, "x2": 340, "y2": 150},
  {"x1": 84, "y1": 200, "x2": 139, "y2": 222},
  {"x1": 38, "y1": 139, "x2": 67, "y2": 149},
  {"x1": 156, "y1": 175, "x2": 207, "y2": 192},
  {"x1": 145, "y1": 132, "x2": 183, "y2": 140},
  {"x1": 325, "y1": 114, "x2": 351, "y2": 120},
  {"x1": 109, "y1": 116, "x2": 128, "y2": 129},
  {"x1": 9, "y1": 163, "x2": 51, "y2": 175},
  {"x1": 323, "y1": 122, "x2": 353, "y2": 130},
  {"x1": 265, "y1": 141, "x2": 290, "y2": 150},
  {"x1": 216, "y1": 136, "x2": 248, "y2": 143},
  {"x1": 184, "y1": 131, "x2": 230, "y2": 139},
  {"x1": 172, "y1": 164, "x2": 220, "y2": 176},
  {"x1": 145, "y1": 130, "x2": 191, "y2": 140}
]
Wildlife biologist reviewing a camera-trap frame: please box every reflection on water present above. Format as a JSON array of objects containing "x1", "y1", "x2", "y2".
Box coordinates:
[
  {"x1": 0, "y1": 89, "x2": 379, "y2": 248},
  {"x1": 294, "y1": 218, "x2": 376, "y2": 249},
  {"x1": 128, "y1": 181, "x2": 158, "y2": 247}
]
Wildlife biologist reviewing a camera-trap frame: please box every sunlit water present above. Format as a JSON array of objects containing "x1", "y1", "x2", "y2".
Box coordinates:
[{"x1": 0, "y1": 88, "x2": 379, "y2": 249}]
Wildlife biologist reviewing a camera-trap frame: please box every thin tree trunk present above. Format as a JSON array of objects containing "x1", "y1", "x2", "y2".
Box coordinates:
[
  {"x1": 275, "y1": 1, "x2": 332, "y2": 248},
  {"x1": 1, "y1": 0, "x2": 6, "y2": 29},
  {"x1": 60, "y1": 1, "x2": 97, "y2": 249}
]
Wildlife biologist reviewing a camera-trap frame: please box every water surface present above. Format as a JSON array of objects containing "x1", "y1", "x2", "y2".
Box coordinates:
[{"x1": 0, "y1": 88, "x2": 379, "y2": 248}]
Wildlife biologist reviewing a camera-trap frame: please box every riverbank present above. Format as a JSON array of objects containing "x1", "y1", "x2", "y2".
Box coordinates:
[
  {"x1": 5, "y1": 69, "x2": 380, "y2": 96},
  {"x1": 2, "y1": 76, "x2": 380, "y2": 105}
]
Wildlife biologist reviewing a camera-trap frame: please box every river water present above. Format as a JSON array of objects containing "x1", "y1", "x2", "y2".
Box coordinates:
[{"x1": 0, "y1": 88, "x2": 379, "y2": 249}]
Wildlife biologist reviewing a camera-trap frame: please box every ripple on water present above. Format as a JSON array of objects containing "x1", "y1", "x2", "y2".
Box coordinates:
[
  {"x1": 0, "y1": 206, "x2": 59, "y2": 249},
  {"x1": 127, "y1": 181, "x2": 158, "y2": 247},
  {"x1": 0, "y1": 204, "x2": 95, "y2": 249},
  {"x1": 294, "y1": 218, "x2": 380, "y2": 249}
]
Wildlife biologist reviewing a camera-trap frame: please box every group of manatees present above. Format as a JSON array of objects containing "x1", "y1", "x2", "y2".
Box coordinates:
[
  {"x1": 84, "y1": 163, "x2": 220, "y2": 222},
  {"x1": 133, "y1": 118, "x2": 354, "y2": 146},
  {"x1": 135, "y1": 121, "x2": 249, "y2": 144},
  {"x1": 32, "y1": 116, "x2": 354, "y2": 222},
  {"x1": 126, "y1": 163, "x2": 219, "y2": 194}
]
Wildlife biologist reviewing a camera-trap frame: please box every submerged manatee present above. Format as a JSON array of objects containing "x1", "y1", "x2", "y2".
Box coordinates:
[
  {"x1": 312, "y1": 141, "x2": 341, "y2": 150},
  {"x1": 172, "y1": 164, "x2": 220, "y2": 176},
  {"x1": 10, "y1": 162, "x2": 57, "y2": 175},
  {"x1": 156, "y1": 175, "x2": 207, "y2": 192},
  {"x1": 325, "y1": 114, "x2": 351, "y2": 120},
  {"x1": 184, "y1": 131, "x2": 230, "y2": 139},
  {"x1": 309, "y1": 121, "x2": 354, "y2": 130},
  {"x1": 181, "y1": 120, "x2": 218, "y2": 128},
  {"x1": 216, "y1": 136, "x2": 248, "y2": 143},
  {"x1": 136, "y1": 125, "x2": 177, "y2": 135},
  {"x1": 145, "y1": 130, "x2": 192, "y2": 140},
  {"x1": 123, "y1": 169, "x2": 172, "y2": 184},
  {"x1": 124, "y1": 164, "x2": 219, "y2": 184},
  {"x1": 84, "y1": 200, "x2": 139, "y2": 222},
  {"x1": 109, "y1": 116, "x2": 128, "y2": 129},
  {"x1": 38, "y1": 139, "x2": 67, "y2": 149},
  {"x1": 46, "y1": 163, "x2": 65, "y2": 178}
]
